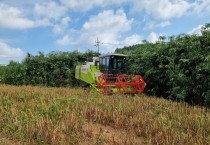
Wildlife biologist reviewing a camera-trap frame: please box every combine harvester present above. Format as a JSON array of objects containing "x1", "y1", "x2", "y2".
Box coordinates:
[{"x1": 75, "y1": 53, "x2": 145, "y2": 94}]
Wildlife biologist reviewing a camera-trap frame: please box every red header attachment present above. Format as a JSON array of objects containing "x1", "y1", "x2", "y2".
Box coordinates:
[{"x1": 97, "y1": 74, "x2": 145, "y2": 95}]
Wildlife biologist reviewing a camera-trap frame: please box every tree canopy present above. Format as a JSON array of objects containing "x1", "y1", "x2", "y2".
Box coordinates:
[{"x1": 115, "y1": 23, "x2": 210, "y2": 106}]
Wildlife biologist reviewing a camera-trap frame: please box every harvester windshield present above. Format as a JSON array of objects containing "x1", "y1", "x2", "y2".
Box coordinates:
[{"x1": 99, "y1": 54, "x2": 127, "y2": 74}]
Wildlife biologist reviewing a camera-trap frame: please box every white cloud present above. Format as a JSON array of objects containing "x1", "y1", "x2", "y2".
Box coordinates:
[
  {"x1": 0, "y1": 3, "x2": 35, "y2": 29},
  {"x1": 147, "y1": 32, "x2": 160, "y2": 43},
  {"x1": 34, "y1": 2, "x2": 67, "y2": 20},
  {"x1": 60, "y1": 0, "x2": 126, "y2": 11},
  {"x1": 144, "y1": 20, "x2": 171, "y2": 30},
  {"x1": 56, "y1": 35, "x2": 71, "y2": 46},
  {"x1": 158, "y1": 21, "x2": 171, "y2": 27},
  {"x1": 53, "y1": 24, "x2": 63, "y2": 34},
  {"x1": 1, "y1": 0, "x2": 49, "y2": 7},
  {"x1": 0, "y1": 41, "x2": 24, "y2": 64},
  {"x1": 188, "y1": 25, "x2": 203, "y2": 35},
  {"x1": 0, "y1": 3, "x2": 50, "y2": 29},
  {"x1": 0, "y1": 42, "x2": 23, "y2": 57},
  {"x1": 122, "y1": 35, "x2": 143, "y2": 46},
  {"x1": 61, "y1": 17, "x2": 71, "y2": 26},
  {"x1": 82, "y1": 9, "x2": 133, "y2": 33},
  {"x1": 36, "y1": 18, "x2": 51, "y2": 26},
  {"x1": 53, "y1": 17, "x2": 71, "y2": 35},
  {"x1": 133, "y1": 0, "x2": 191, "y2": 20},
  {"x1": 74, "y1": 9, "x2": 133, "y2": 52},
  {"x1": 192, "y1": 0, "x2": 210, "y2": 16}
]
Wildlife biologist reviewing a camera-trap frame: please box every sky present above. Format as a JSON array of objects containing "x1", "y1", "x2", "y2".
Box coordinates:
[{"x1": 0, "y1": 0, "x2": 209, "y2": 64}]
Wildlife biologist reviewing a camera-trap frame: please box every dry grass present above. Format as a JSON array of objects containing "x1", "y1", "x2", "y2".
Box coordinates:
[{"x1": 0, "y1": 85, "x2": 209, "y2": 145}]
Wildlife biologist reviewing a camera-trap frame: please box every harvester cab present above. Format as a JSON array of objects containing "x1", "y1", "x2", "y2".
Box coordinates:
[
  {"x1": 75, "y1": 53, "x2": 145, "y2": 94},
  {"x1": 99, "y1": 54, "x2": 127, "y2": 75}
]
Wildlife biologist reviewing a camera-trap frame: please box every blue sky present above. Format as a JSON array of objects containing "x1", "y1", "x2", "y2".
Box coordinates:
[{"x1": 0, "y1": 0, "x2": 209, "y2": 64}]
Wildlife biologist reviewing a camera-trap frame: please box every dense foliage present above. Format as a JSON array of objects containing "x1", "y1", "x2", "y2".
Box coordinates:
[
  {"x1": 116, "y1": 23, "x2": 210, "y2": 106},
  {"x1": 0, "y1": 50, "x2": 99, "y2": 87}
]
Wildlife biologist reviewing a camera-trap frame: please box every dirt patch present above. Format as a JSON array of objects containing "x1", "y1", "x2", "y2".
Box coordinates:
[
  {"x1": 83, "y1": 122, "x2": 145, "y2": 145},
  {"x1": 0, "y1": 133, "x2": 23, "y2": 145}
]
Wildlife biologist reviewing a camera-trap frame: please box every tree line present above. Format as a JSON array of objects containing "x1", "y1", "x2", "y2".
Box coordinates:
[
  {"x1": 0, "y1": 23, "x2": 209, "y2": 106},
  {"x1": 116, "y1": 23, "x2": 210, "y2": 106},
  {"x1": 0, "y1": 50, "x2": 99, "y2": 87}
]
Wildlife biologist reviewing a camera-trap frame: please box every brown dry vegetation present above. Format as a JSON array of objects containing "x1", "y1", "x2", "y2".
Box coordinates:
[{"x1": 0, "y1": 85, "x2": 210, "y2": 145}]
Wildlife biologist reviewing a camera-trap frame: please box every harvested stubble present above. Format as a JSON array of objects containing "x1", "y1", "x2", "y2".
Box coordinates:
[{"x1": 0, "y1": 85, "x2": 209, "y2": 145}]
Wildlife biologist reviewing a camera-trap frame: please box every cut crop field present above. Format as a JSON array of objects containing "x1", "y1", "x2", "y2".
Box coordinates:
[{"x1": 0, "y1": 85, "x2": 210, "y2": 145}]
